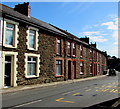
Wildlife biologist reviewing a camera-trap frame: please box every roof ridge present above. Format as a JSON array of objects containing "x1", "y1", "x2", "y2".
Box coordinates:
[{"x1": 0, "y1": 3, "x2": 13, "y2": 10}]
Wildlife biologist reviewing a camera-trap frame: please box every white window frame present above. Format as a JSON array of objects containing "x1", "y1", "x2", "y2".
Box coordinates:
[
  {"x1": 26, "y1": 27, "x2": 39, "y2": 51},
  {"x1": 25, "y1": 53, "x2": 40, "y2": 78},
  {"x1": 0, "y1": 17, "x2": 3, "y2": 46},
  {"x1": 80, "y1": 62, "x2": 84, "y2": 75},
  {"x1": 3, "y1": 19, "x2": 19, "y2": 48},
  {"x1": 2, "y1": 51, "x2": 18, "y2": 88},
  {"x1": 73, "y1": 43, "x2": 76, "y2": 56}
]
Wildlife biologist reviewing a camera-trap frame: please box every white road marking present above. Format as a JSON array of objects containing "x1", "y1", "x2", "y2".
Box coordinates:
[{"x1": 8, "y1": 99, "x2": 42, "y2": 108}]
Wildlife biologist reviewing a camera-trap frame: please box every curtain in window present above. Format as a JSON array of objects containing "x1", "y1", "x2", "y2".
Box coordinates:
[{"x1": 28, "y1": 63, "x2": 36, "y2": 75}]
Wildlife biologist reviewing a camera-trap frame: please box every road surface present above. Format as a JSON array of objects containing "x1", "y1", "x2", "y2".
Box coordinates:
[{"x1": 2, "y1": 74, "x2": 120, "y2": 108}]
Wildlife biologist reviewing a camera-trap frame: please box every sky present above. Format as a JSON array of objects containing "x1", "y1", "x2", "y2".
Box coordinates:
[{"x1": 2, "y1": 2, "x2": 118, "y2": 57}]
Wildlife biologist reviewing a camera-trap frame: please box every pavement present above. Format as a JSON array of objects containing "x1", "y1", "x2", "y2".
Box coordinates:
[{"x1": 0, "y1": 75, "x2": 106, "y2": 94}]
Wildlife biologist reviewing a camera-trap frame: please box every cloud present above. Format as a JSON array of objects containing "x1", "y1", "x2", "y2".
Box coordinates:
[
  {"x1": 81, "y1": 31, "x2": 108, "y2": 42},
  {"x1": 89, "y1": 36, "x2": 108, "y2": 42},
  {"x1": 101, "y1": 18, "x2": 118, "y2": 46},
  {"x1": 112, "y1": 30, "x2": 118, "y2": 45},
  {"x1": 82, "y1": 31, "x2": 100, "y2": 36},
  {"x1": 108, "y1": 46, "x2": 118, "y2": 57},
  {"x1": 101, "y1": 18, "x2": 118, "y2": 30}
]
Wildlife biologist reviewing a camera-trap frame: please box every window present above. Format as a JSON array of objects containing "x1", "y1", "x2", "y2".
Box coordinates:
[
  {"x1": 90, "y1": 63, "x2": 93, "y2": 74},
  {"x1": 56, "y1": 60, "x2": 62, "y2": 76},
  {"x1": 27, "y1": 27, "x2": 39, "y2": 51},
  {"x1": 90, "y1": 49, "x2": 92, "y2": 59},
  {"x1": 80, "y1": 62, "x2": 84, "y2": 75},
  {"x1": 73, "y1": 43, "x2": 76, "y2": 56},
  {"x1": 0, "y1": 18, "x2": 3, "y2": 45},
  {"x1": 27, "y1": 57, "x2": 37, "y2": 76},
  {"x1": 3, "y1": 19, "x2": 19, "y2": 48},
  {"x1": 98, "y1": 64, "x2": 100, "y2": 73},
  {"x1": 29, "y1": 29, "x2": 36, "y2": 49},
  {"x1": 25, "y1": 53, "x2": 40, "y2": 78},
  {"x1": 57, "y1": 39, "x2": 61, "y2": 55},
  {"x1": 68, "y1": 42, "x2": 71, "y2": 56},
  {"x1": 80, "y1": 45, "x2": 83, "y2": 57},
  {"x1": 5, "y1": 23, "x2": 15, "y2": 46}
]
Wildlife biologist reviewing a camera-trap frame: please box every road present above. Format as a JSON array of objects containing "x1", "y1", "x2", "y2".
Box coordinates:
[{"x1": 2, "y1": 74, "x2": 120, "y2": 109}]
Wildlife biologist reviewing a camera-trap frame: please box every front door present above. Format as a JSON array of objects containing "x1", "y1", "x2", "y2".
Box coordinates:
[
  {"x1": 4, "y1": 56, "x2": 12, "y2": 87},
  {"x1": 73, "y1": 61, "x2": 76, "y2": 79},
  {"x1": 68, "y1": 61, "x2": 71, "y2": 79}
]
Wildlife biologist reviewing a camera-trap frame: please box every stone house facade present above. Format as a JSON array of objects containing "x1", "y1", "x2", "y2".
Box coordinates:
[{"x1": 0, "y1": 3, "x2": 107, "y2": 88}]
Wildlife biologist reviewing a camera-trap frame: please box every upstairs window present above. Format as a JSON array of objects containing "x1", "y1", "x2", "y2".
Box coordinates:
[
  {"x1": 3, "y1": 19, "x2": 19, "y2": 48},
  {"x1": 73, "y1": 43, "x2": 76, "y2": 56},
  {"x1": 90, "y1": 49, "x2": 92, "y2": 59},
  {"x1": 56, "y1": 60, "x2": 62, "y2": 76},
  {"x1": 5, "y1": 23, "x2": 15, "y2": 46},
  {"x1": 29, "y1": 29, "x2": 36, "y2": 49},
  {"x1": 27, "y1": 27, "x2": 39, "y2": 51},
  {"x1": 80, "y1": 45, "x2": 83, "y2": 58},
  {"x1": 68, "y1": 42, "x2": 71, "y2": 56},
  {"x1": 57, "y1": 39, "x2": 61, "y2": 55}
]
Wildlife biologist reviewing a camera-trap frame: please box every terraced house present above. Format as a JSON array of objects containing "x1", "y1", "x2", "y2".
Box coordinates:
[{"x1": 0, "y1": 3, "x2": 107, "y2": 88}]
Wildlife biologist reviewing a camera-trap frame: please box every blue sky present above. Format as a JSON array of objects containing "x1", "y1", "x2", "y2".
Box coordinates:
[{"x1": 2, "y1": 2, "x2": 118, "y2": 57}]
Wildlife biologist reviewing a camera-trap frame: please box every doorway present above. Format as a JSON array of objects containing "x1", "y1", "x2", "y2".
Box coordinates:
[
  {"x1": 73, "y1": 61, "x2": 76, "y2": 79},
  {"x1": 4, "y1": 56, "x2": 12, "y2": 87},
  {"x1": 68, "y1": 61, "x2": 71, "y2": 79}
]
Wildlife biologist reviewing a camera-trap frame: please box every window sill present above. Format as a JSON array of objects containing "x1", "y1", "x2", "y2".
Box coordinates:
[
  {"x1": 3, "y1": 45, "x2": 17, "y2": 49},
  {"x1": 25, "y1": 75, "x2": 39, "y2": 78},
  {"x1": 27, "y1": 48, "x2": 37, "y2": 51},
  {"x1": 80, "y1": 72, "x2": 84, "y2": 75},
  {"x1": 56, "y1": 54, "x2": 62, "y2": 56},
  {"x1": 72, "y1": 55, "x2": 76, "y2": 57},
  {"x1": 67, "y1": 55, "x2": 71, "y2": 57},
  {"x1": 55, "y1": 75, "x2": 64, "y2": 77}
]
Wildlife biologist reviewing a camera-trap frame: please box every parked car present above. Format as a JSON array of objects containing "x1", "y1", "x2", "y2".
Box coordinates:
[{"x1": 107, "y1": 69, "x2": 116, "y2": 76}]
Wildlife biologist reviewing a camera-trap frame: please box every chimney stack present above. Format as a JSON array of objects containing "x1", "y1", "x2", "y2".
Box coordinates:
[
  {"x1": 80, "y1": 36, "x2": 89, "y2": 44},
  {"x1": 14, "y1": 2, "x2": 31, "y2": 17},
  {"x1": 91, "y1": 42, "x2": 97, "y2": 48}
]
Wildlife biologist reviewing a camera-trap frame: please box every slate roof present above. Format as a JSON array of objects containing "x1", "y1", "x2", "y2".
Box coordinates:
[
  {"x1": 0, "y1": 4, "x2": 67, "y2": 36},
  {"x1": 0, "y1": 3, "x2": 107, "y2": 55}
]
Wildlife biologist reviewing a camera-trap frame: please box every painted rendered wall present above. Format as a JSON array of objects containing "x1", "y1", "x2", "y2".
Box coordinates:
[{"x1": 0, "y1": 17, "x2": 3, "y2": 89}]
